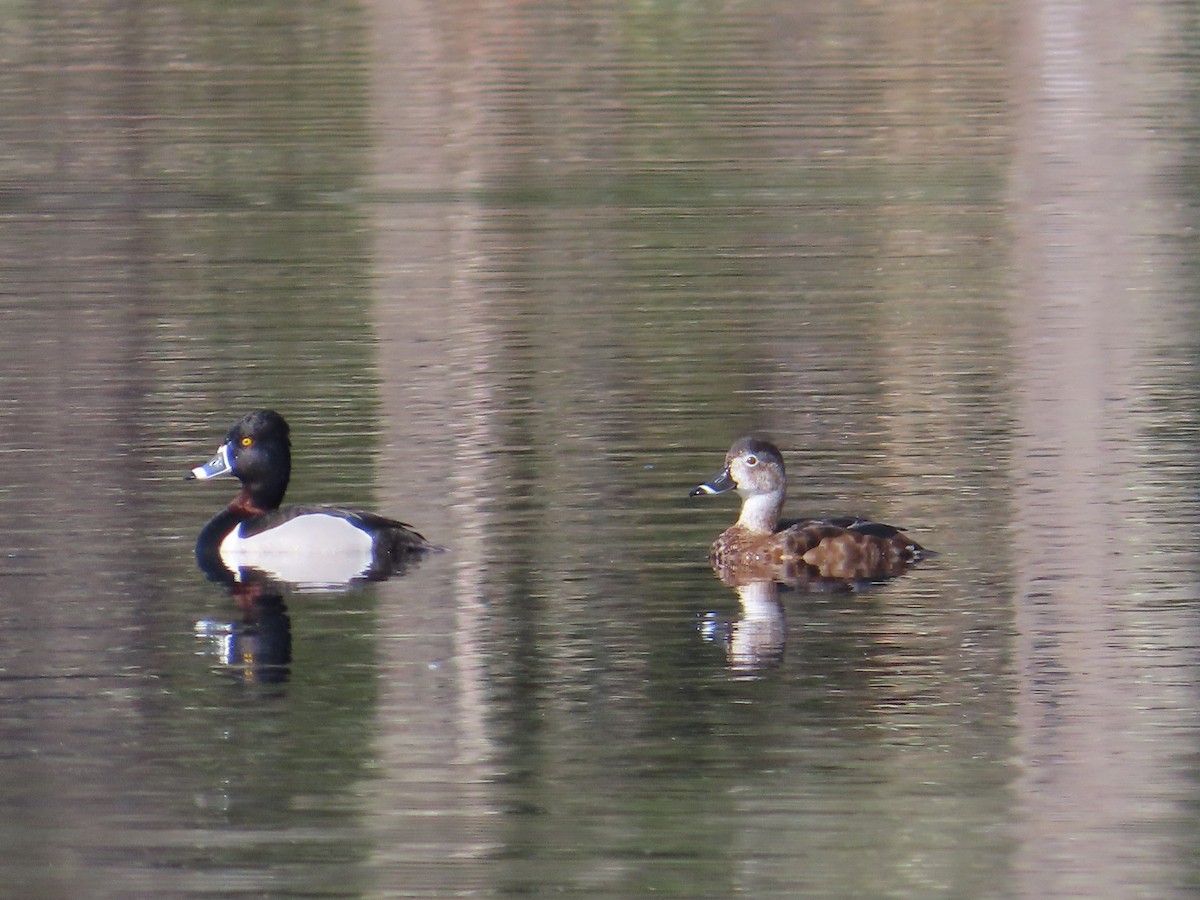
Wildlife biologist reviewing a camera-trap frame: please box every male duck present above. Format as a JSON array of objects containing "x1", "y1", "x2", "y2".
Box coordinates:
[
  {"x1": 690, "y1": 437, "x2": 930, "y2": 582},
  {"x1": 188, "y1": 410, "x2": 439, "y2": 588}
]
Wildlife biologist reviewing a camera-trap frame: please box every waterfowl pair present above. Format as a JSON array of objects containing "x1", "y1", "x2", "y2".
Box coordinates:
[
  {"x1": 188, "y1": 410, "x2": 438, "y2": 588},
  {"x1": 691, "y1": 437, "x2": 929, "y2": 582}
]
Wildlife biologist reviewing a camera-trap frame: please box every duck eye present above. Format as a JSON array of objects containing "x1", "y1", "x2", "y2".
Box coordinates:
[
  {"x1": 240, "y1": 436, "x2": 253, "y2": 447},
  {"x1": 745, "y1": 455, "x2": 758, "y2": 466}
]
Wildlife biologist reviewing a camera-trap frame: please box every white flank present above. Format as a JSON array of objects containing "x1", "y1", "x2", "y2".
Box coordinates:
[{"x1": 220, "y1": 515, "x2": 375, "y2": 590}]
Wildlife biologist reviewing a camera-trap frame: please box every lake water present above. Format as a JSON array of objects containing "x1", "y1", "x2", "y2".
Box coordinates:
[{"x1": 2, "y1": 1, "x2": 1200, "y2": 897}]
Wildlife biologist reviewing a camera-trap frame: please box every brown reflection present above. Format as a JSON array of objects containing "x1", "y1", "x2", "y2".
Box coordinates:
[
  {"x1": 711, "y1": 553, "x2": 922, "y2": 594},
  {"x1": 1009, "y1": 0, "x2": 1197, "y2": 894},
  {"x1": 367, "y1": 1, "x2": 496, "y2": 891}
]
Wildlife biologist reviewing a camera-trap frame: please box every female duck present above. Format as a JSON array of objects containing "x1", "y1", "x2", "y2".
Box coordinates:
[
  {"x1": 691, "y1": 437, "x2": 929, "y2": 582},
  {"x1": 188, "y1": 410, "x2": 439, "y2": 588}
]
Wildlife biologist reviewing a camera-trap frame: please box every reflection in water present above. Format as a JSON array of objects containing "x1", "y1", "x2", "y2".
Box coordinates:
[
  {"x1": 1, "y1": 0, "x2": 1199, "y2": 896},
  {"x1": 708, "y1": 546, "x2": 927, "y2": 593},
  {"x1": 702, "y1": 555, "x2": 930, "y2": 675},
  {"x1": 700, "y1": 579, "x2": 786, "y2": 674},
  {"x1": 1009, "y1": 3, "x2": 1200, "y2": 894},
  {"x1": 195, "y1": 580, "x2": 292, "y2": 685}
]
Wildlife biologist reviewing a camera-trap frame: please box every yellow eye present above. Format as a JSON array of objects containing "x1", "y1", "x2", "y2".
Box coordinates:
[{"x1": 240, "y1": 436, "x2": 253, "y2": 447}]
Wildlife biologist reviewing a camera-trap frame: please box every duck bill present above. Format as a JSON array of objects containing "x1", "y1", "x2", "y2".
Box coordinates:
[
  {"x1": 188, "y1": 442, "x2": 233, "y2": 481},
  {"x1": 689, "y1": 467, "x2": 736, "y2": 497}
]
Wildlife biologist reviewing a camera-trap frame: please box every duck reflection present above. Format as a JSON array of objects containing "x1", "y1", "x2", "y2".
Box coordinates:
[
  {"x1": 700, "y1": 556, "x2": 921, "y2": 676},
  {"x1": 700, "y1": 550, "x2": 930, "y2": 675},
  {"x1": 194, "y1": 578, "x2": 292, "y2": 685},
  {"x1": 700, "y1": 577, "x2": 787, "y2": 673}
]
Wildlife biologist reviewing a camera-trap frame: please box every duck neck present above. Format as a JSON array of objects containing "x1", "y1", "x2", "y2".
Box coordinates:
[
  {"x1": 230, "y1": 472, "x2": 288, "y2": 518},
  {"x1": 736, "y1": 489, "x2": 783, "y2": 535},
  {"x1": 195, "y1": 508, "x2": 240, "y2": 583}
]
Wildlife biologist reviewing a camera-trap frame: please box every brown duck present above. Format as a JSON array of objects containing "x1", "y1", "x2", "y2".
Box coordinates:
[{"x1": 690, "y1": 437, "x2": 931, "y2": 583}]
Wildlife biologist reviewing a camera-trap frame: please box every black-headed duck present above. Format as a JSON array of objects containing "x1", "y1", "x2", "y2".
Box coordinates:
[{"x1": 188, "y1": 410, "x2": 440, "y2": 588}]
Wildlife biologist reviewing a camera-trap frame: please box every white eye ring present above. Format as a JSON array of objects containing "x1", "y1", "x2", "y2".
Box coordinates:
[{"x1": 745, "y1": 455, "x2": 758, "y2": 466}]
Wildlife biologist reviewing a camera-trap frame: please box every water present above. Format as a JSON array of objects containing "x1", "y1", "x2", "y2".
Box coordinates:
[{"x1": 2, "y1": 1, "x2": 1200, "y2": 897}]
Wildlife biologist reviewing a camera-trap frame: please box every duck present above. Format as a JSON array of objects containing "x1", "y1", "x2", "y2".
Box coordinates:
[
  {"x1": 187, "y1": 410, "x2": 440, "y2": 589},
  {"x1": 690, "y1": 437, "x2": 930, "y2": 582}
]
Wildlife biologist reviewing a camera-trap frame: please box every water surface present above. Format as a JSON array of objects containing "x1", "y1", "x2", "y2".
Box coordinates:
[{"x1": 1, "y1": 1, "x2": 1200, "y2": 897}]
